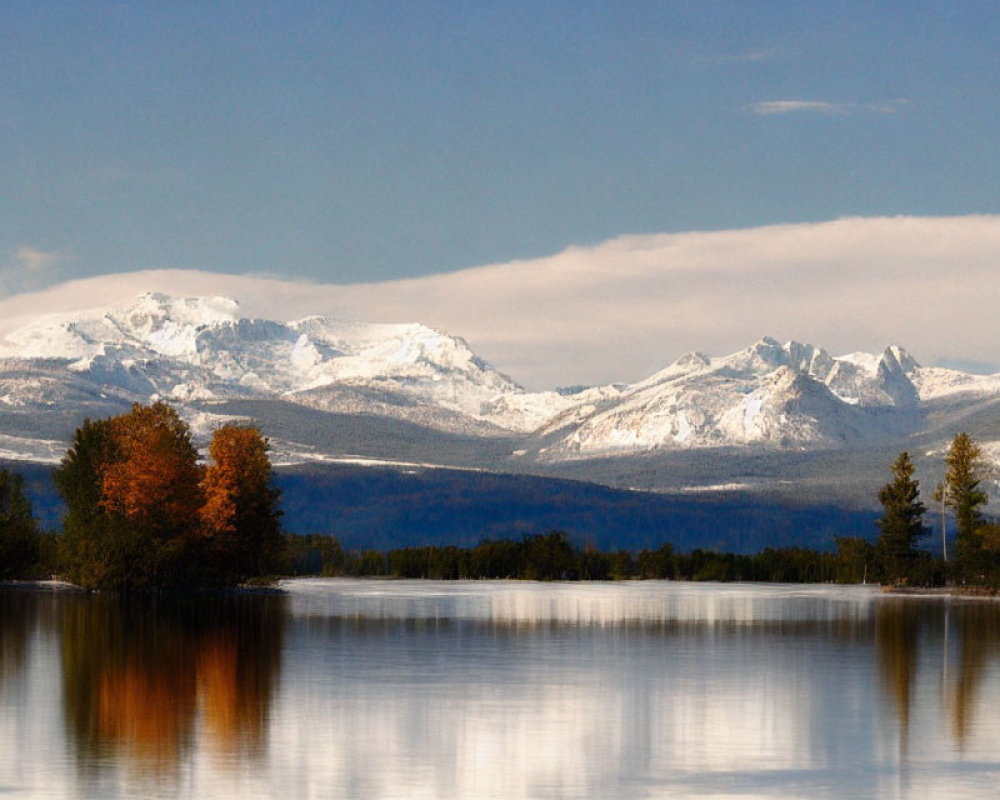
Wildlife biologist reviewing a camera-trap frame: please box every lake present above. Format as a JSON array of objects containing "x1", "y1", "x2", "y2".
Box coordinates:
[{"x1": 2, "y1": 580, "x2": 999, "y2": 799}]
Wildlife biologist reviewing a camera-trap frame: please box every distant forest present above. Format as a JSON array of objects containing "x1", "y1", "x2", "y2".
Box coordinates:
[
  {"x1": 283, "y1": 531, "x2": 872, "y2": 584},
  {"x1": 2, "y1": 405, "x2": 999, "y2": 590}
]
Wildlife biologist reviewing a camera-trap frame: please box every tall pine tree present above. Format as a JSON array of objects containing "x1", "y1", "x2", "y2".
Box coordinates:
[
  {"x1": 945, "y1": 432, "x2": 988, "y2": 575},
  {"x1": 876, "y1": 452, "x2": 927, "y2": 584}
]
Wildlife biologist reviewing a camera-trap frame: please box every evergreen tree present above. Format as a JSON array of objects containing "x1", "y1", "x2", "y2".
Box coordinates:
[
  {"x1": 0, "y1": 468, "x2": 40, "y2": 579},
  {"x1": 944, "y1": 432, "x2": 988, "y2": 574},
  {"x1": 54, "y1": 418, "x2": 124, "y2": 587},
  {"x1": 876, "y1": 452, "x2": 927, "y2": 584}
]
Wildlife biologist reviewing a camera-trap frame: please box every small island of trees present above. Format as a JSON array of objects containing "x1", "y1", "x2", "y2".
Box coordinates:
[{"x1": 53, "y1": 401, "x2": 283, "y2": 590}]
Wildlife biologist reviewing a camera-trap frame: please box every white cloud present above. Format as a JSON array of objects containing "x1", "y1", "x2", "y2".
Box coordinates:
[
  {"x1": 0, "y1": 216, "x2": 998, "y2": 390},
  {"x1": 747, "y1": 99, "x2": 905, "y2": 116},
  {"x1": 15, "y1": 245, "x2": 65, "y2": 272},
  {"x1": 701, "y1": 47, "x2": 781, "y2": 65},
  {"x1": 0, "y1": 246, "x2": 69, "y2": 297}
]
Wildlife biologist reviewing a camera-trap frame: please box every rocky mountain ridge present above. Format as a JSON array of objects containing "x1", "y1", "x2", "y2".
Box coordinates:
[{"x1": 1, "y1": 294, "x2": 999, "y2": 496}]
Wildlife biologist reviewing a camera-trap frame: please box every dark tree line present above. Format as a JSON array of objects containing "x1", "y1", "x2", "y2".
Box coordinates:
[{"x1": 283, "y1": 531, "x2": 867, "y2": 584}]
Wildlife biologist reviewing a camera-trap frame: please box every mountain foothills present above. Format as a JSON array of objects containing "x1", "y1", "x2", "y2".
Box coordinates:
[{"x1": 1, "y1": 292, "x2": 999, "y2": 512}]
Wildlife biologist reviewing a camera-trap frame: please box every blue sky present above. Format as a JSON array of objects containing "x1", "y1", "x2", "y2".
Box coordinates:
[{"x1": 3, "y1": 1, "x2": 999, "y2": 293}]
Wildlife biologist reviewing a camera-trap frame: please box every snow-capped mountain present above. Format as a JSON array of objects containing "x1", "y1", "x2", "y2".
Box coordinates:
[
  {"x1": 3, "y1": 293, "x2": 1000, "y2": 481},
  {"x1": 534, "y1": 337, "x2": 930, "y2": 458},
  {"x1": 0, "y1": 292, "x2": 568, "y2": 439}
]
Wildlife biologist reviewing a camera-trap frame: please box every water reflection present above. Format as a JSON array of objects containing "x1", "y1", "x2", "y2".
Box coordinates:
[
  {"x1": 285, "y1": 578, "x2": 882, "y2": 627},
  {"x1": 872, "y1": 598, "x2": 1000, "y2": 752},
  {"x1": 4, "y1": 582, "x2": 1000, "y2": 798},
  {"x1": 874, "y1": 599, "x2": 920, "y2": 751},
  {"x1": 0, "y1": 592, "x2": 38, "y2": 684},
  {"x1": 950, "y1": 602, "x2": 1000, "y2": 745},
  {"x1": 60, "y1": 593, "x2": 286, "y2": 782}
]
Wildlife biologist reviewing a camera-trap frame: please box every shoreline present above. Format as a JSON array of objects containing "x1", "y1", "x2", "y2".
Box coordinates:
[
  {"x1": 0, "y1": 579, "x2": 286, "y2": 595},
  {"x1": 885, "y1": 585, "x2": 999, "y2": 599}
]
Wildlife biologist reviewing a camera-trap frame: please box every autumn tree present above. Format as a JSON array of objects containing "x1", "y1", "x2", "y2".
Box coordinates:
[
  {"x1": 944, "y1": 432, "x2": 988, "y2": 575},
  {"x1": 200, "y1": 423, "x2": 283, "y2": 583},
  {"x1": 55, "y1": 404, "x2": 208, "y2": 589},
  {"x1": 55, "y1": 404, "x2": 284, "y2": 589},
  {"x1": 0, "y1": 468, "x2": 40, "y2": 579},
  {"x1": 99, "y1": 402, "x2": 204, "y2": 586},
  {"x1": 101, "y1": 403, "x2": 203, "y2": 533},
  {"x1": 875, "y1": 452, "x2": 928, "y2": 584}
]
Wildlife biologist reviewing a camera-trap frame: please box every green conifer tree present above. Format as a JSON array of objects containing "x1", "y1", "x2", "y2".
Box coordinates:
[
  {"x1": 0, "y1": 468, "x2": 40, "y2": 579},
  {"x1": 944, "y1": 432, "x2": 988, "y2": 575},
  {"x1": 876, "y1": 452, "x2": 927, "y2": 584}
]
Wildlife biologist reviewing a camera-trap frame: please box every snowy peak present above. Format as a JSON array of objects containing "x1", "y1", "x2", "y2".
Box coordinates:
[
  {"x1": 537, "y1": 337, "x2": 936, "y2": 459},
  {"x1": 0, "y1": 293, "x2": 558, "y2": 434},
  {"x1": 3, "y1": 293, "x2": 1000, "y2": 464},
  {"x1": 0, "y1": 292, "x2": 242, "y2": 365},
  {"x1": 105, "y1": 293, "x2": 241, "y2": 356},
  {"x1": 875, "y1": 346, "x2": 920, "y2": 408},
  {"x1": 880, "y1": 345, "x2": 920, "y2": 374},
  {"x1": 714, "y1": 337, "x2": 836, "y2": 382},
  {"x1": 716, "y1": 366, "x2": 868, "y2": 447}
]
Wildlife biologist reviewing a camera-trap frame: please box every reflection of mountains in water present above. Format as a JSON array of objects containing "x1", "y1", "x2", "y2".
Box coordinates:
[
  {"x1": 5, "y1": 584, "x2": 1000, "y2": 792},
  {"x1": 287, "y1": 579, "x2": 885, "y2": 627},
  {"x1": 58, "y1": 593, "x2": 286, "y2": 776}
]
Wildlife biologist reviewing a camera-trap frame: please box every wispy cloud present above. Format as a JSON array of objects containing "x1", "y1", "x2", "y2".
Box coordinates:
[
  {"x1": 0, "y1": 246, "x2": 71, "y2": 299},
  {"x1": 747, "y1": 99, "x2": 906, "y2": 116},
  {"x1": 0, "y1": 217, "x2": 997, "y2": 389},
  {"x1": 15, "y1": 245, "x2": 66, "y2": 272},
  {"x1": 701, "y1": 47, "x2": 782, "y2": 65}
]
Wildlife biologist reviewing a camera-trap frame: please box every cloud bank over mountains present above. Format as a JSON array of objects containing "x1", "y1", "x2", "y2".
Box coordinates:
[{"x1": 1, "y1": 216, "x2": 998, "y2": 389}]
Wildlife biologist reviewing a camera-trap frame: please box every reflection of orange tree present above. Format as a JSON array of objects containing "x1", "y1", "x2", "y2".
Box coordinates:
[
  {"x1": 194, "y1": 602, "x2": 286, "y2": 752},
  {"x1": 62, "y1": 594, "x2": 285, "y2": 778},
  {"x1": 97, "y1": 650, "x2": 196, "y2": 765}
]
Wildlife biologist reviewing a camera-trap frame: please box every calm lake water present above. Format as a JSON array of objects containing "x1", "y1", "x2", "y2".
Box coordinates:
[{"x1": 2, "y1": 580, "x2": 1000, "y2": 799}]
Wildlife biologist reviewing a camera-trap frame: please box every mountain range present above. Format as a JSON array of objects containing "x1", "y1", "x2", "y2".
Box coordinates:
[{"x1": 2, "y1": 291, "x2": 999, "y2": 523}]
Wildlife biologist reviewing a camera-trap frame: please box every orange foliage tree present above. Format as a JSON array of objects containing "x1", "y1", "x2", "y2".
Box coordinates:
[
  {"x1": 98, "y1": 402, "x2": 205, "y2": 585},
  {"x1": 200, "y1": 423, "x2": 283, "y2": 582},
  {"x1": 56, "y1": 403, "x2": 283, "y2": 589},
  {"x1": 101, "y1": 403, "x2": 204, "y2": 535}
]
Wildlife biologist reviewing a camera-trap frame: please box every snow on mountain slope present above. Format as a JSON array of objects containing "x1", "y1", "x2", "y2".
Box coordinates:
[
  {"x1": 0, "y1": 293, "x2": 570, "y2": 435},
  {"x1": 536, "y1": 338, "x2": 945, "y2": 459},
  {"x1": 4, "y1": 294, "x2": 1000, "y2": 465}
]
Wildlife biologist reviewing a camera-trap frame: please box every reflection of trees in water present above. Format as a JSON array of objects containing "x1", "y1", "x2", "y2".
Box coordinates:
[
  {"x1": 0, "y1": 590, "x2": 60, "y2": 685},
  {"x1": 1, "y1": 592, "x2": 36, "y2": 684},
  {"x1": 60, "y1": 593, "x2": 286, "y2": 779},
  {"x1": 875, "y1": 599, "x2": 921, "y2": 751},
  {"x1": 874, "y1": 598, "x2": 1000, "y2": 749},
  {"x1": 950, "y1": 603, "x2": 1000, "y2": 745}
]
